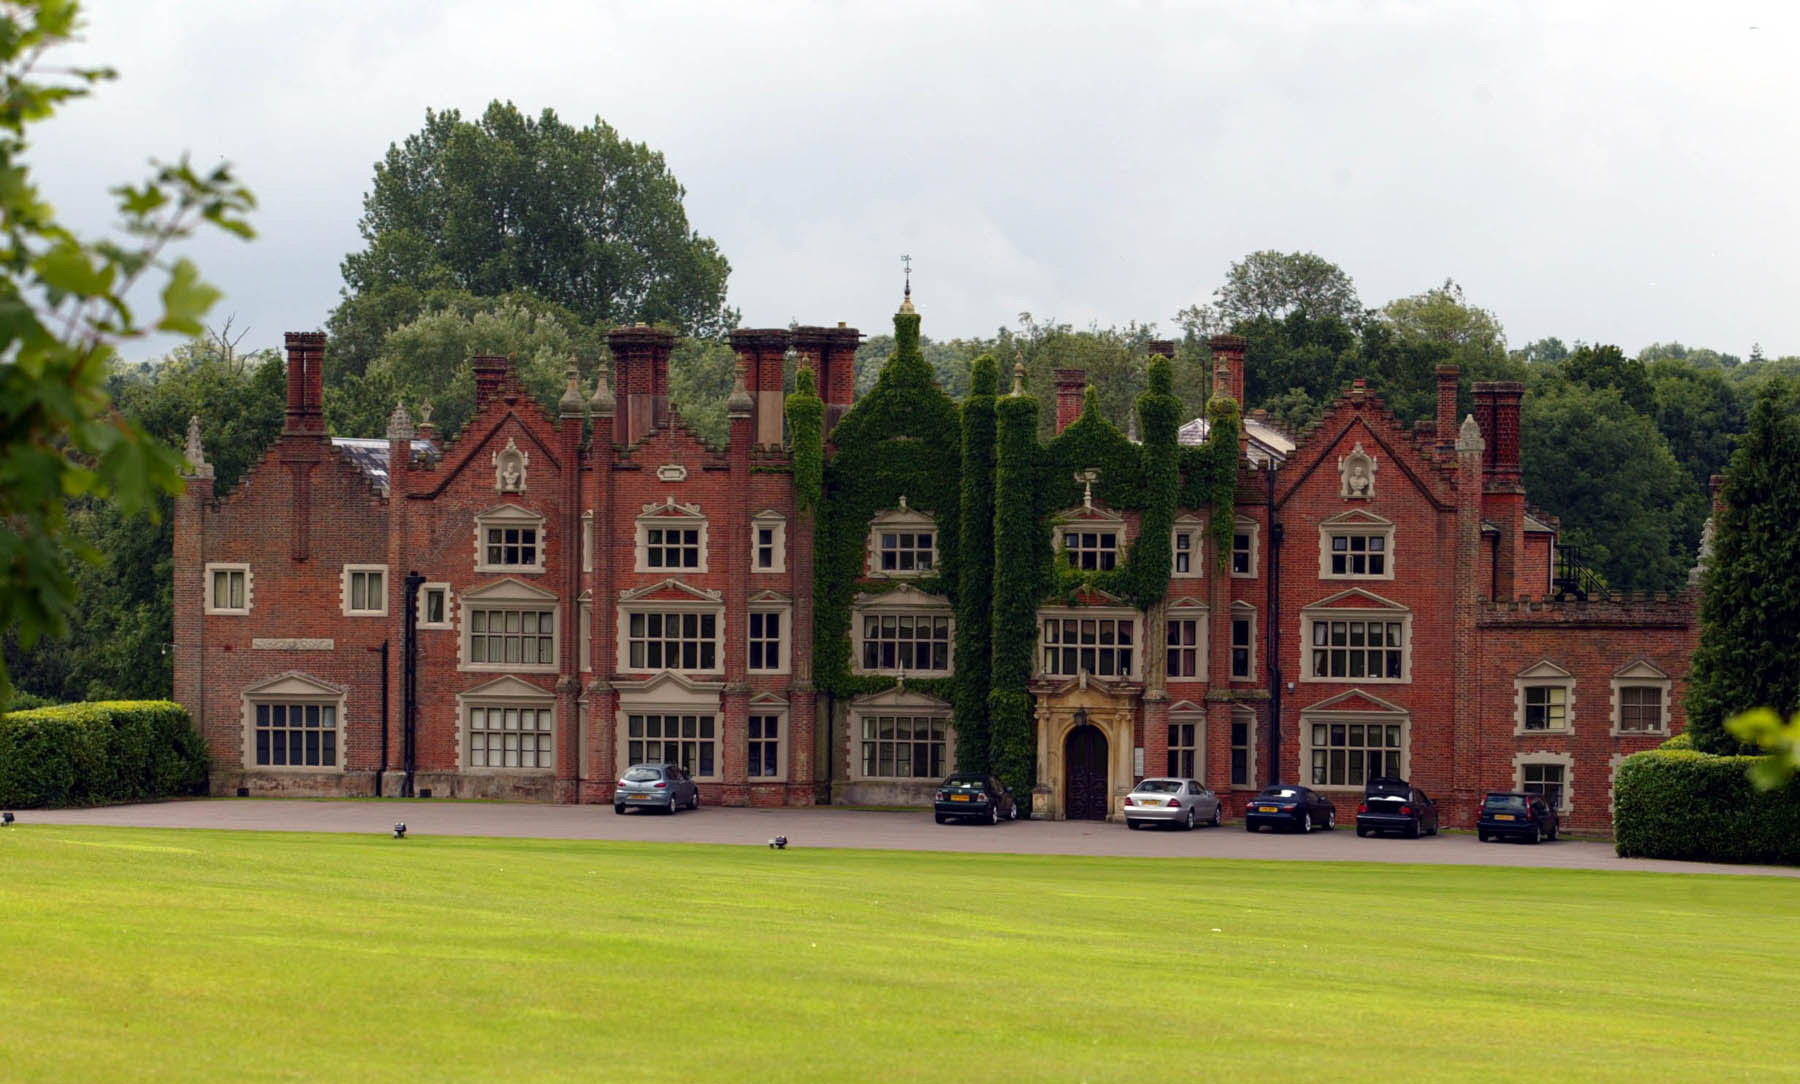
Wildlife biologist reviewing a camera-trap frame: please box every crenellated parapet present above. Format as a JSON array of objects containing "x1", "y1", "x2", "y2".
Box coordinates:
[{"x1": 1476, "y1": 589, "x2": 1698, "y2": 628}]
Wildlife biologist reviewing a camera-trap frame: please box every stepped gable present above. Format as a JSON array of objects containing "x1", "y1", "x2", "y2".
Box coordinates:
[
  {"x1": 412, "y1": 359, "x2": 565, "y2": 499},
  {"x1": 1273, "y1": 380, "x2": 1456, "y2": 511}
]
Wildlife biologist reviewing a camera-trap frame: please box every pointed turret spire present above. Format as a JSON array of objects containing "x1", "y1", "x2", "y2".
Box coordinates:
[
  {"x1": 558, "y1": 364, "x2": 586, "y2": 417},
  {"x1": 727, "y1": 358, "x2": 753, "y2": 417},
  {"x1": 1011, "y1": 362, "x2": 1025, "y2": 396},
  {"x1": 589, "y1": 363, "x2": 615, "y2": 416},
  {"x1": 386, "y1": 401, "x2": 415, "y2": 441},
  {"x1": 183, "y1": 415, "x2": 213, "y2": 479},
  {"x1": 899, "y1": 253, "x2": 915, "y2": 314}
]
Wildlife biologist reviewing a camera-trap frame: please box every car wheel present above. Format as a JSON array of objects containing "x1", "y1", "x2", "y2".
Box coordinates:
[
  {"x1": 614, "y1": 803, "x2": 625, "y2": 815},
  {"x1": 1324, "y1": 810, "x2": 1336, "y2": 831},
  {"x1": 1356, "y1": 826, "x2": 1368, "y2": 838},
  {"x1": 1244, "y1": 821, "x2": 1256, "y2": 833},
  {"x1": 1183, "y1": 808, "x2": 1196, "y2": 831},
  {"x1": 989, "y1": 804, "x2": 1000, "y2": 826},
  {"x1": 691, "y1": 790, "x2": 701, "y2": 811},
  {"x1": 1406, "y1": 820, "x2": 1420, "y2": 840},
  {"x1": 1526, "y1": 825, "x2": 1541, "y2": 845},
  {"x1": 1478, "y1": 830, "x2": 1489, "y2": 842},
  {"x1": 1546, "y1": 822, "x2": 1557, "y2": 841},
  {"x1": 1210, "y1": 805, "x2": 1222, "y2": 828},
  {"x1": 1300, "y1": 811, "x2": 1312, "y2": 833},
  {"x1": 934, "y1": 813, "x2": 948, "y2": 825}
]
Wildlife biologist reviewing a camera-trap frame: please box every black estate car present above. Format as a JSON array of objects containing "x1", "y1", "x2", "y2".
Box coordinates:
[
  {"x1": 934, "y1": 773, "x2": 1017, "y2": 825},
  {"x1": 1244, "y1": 784, "x2": 1336, "y2": 833},
  {"x1": 1477, "y1": 791, "x2": 1559, "y2": 843},
  {"x1": 1355, "y1": 776, "x2": 1439, "y2": 838}
]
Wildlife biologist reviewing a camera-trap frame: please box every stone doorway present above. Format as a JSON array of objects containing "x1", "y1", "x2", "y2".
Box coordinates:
[{"x1": 1063, "y1": 724, "x2": 1109, "y2": 820}]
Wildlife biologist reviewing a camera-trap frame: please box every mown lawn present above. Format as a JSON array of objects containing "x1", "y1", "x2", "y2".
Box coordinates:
[{"x1": 0, "y1": 827, "x2": 1794, "y2": 1083}]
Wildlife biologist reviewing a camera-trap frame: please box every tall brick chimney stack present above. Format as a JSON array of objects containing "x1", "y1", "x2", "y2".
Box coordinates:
[
  {"x1": 1472, "y1": 381, "x2": 1525, "y2": 485},
  {"x1": 608, "y1": 324, "x2": 676, "y2": 446},
  {"x1": 1053, "y1": 369, "x2": 1086, "y2": 434},
  {"x1": 1435, "y1": 365, "x2": 1459, "y2": 454},
  {"x1": 472, "y1": 355, "x2": 508, "y2": 406},
  {"x1": 798, "y1": 323, "x2": 862, "y2": 434},
  {"x1": 1207, "y1": 334, "x2": 1246, "y2": 403},
  {"x1": 1146, "y1": 340, "x2": 1176, "y2": 360},
  {"x1": 730, "y1": 328, "x2": 791, "y2": 447},
  {"x1": 282, "y1": 332, "x2": 326, "y2": 437}
]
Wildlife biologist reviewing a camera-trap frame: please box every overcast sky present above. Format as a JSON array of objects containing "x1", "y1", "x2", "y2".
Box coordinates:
[{"x1": 34, "y1": 0, "x2": 1798, "y2": 363}]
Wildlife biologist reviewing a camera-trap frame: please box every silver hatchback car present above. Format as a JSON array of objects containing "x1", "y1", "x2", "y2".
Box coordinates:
[
  {"x1": 613, "y1": 763, "x2": 700, "y2": 814},
  {"x1": 1122, "y1": 777, "x2": 1222, "y2": 830}
]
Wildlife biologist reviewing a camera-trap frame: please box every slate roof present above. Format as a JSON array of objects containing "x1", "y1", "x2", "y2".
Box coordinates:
[{"x1": 331, "y1": 437, "x2": 439, "y2": 495}]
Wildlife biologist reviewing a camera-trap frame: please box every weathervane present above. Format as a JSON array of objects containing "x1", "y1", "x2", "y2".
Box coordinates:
[{"x1": 902, "y1": 253, "x2": 912, "y2": 302}]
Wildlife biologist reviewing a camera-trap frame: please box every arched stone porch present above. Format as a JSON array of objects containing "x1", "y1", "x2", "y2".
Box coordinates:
[{"x1": 1031, "y1": 673, "x2": 1138, "y2": 821}]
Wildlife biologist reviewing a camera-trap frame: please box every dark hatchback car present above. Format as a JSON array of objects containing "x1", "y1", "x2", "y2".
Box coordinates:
[
  {"x1": 1244, "y1": 784, "x2": 1336, "y2": 833},
  {"x1": 934, "y1": 774, "x2": 1017, "y2": 825},
  {"x1": 1355, "y1": 776, "x2": 1439, "y2": 838},
  {"x1": 613, "y1": 763, "x2": 700, "y2": 814},
  {"x1": 1477, "y1": 791, "x2": 1559, "y2": 843}
]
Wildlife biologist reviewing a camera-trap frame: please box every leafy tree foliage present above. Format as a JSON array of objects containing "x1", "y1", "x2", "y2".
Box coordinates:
[
  {"x1": 0, "y1": 0, "x2": 254, "y2": 697},
  {"x1": 1512, "y1": 337, "x2": 1571, "y2": 365},
  {"x1": 1685, "y1": 379, "x2": 1800, "y2": 755},
  {"x1": 1178, "y1": 250, "x2": 1362, "y2": 330},
  {"x1": 1379, "y1": 279, "x2": 1507, "y2": 371},
  {"x1": 1520, "y1": 381, "x2": 1698, "y2": 592},
  {"x1": 1646, "y1": 359, "x2": 1746, "y2": 493},
  {"x1": 340, "y1": 102, "x2": 733, "y2": 339},
  {"x1": 1639, "y1": 341, "x2": 1741, "y2": 369},
  {"x1": 1561, "y1": 344, "x2": 1653, "y2": 413}
]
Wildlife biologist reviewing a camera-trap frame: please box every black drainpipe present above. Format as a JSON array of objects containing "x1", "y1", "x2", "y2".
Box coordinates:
[
  {"x1": 1266, "y1": 467, "x2": 1283, "y2": 787},
  {"x1": 402, "y1": 571, "x2": 423, "y2": 798},
  {"x1": 376, "y1": 640, "x2": 389, "y2": 796}
]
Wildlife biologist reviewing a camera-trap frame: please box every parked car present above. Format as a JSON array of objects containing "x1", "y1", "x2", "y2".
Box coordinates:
[
  {"x1": 934, "y1": 773, "x2": 1017, "y2": 825},
  {"x1": 1355, "y1": 776, "x2": 1439, "y2": 838},
  {"x1": 1123, "y1": 777, "x2": 1223, "y2": 831},
  {"x1": 613, "y1": 763, "x2": 700, "y2": 814},
  {"x1": 1244, "y1": 784, "x2": 1336, "y2": 833},
  {"x1": 1476, "y1": 791, "x2": 1558, "y2": 843}
]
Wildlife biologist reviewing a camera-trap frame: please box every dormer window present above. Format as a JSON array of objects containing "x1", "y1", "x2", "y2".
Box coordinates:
[{"x1": 866, "y1": 499, "x2": 939, "y2": 579}]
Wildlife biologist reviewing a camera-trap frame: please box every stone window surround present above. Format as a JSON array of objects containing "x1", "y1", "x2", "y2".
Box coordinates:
[
  {"x1": 418, "y1": 582, "x2": 453, "y2": 629},
  {"x1": 474, "y1": 503, "x2": 547, "y2": 574},
  {"x1": 1036, "y1": 605, "x2": 1140, "y2": 681},
  {"x1": 1301, "y1": 707, "x2": 1409, "y2": 792},
  {"x1": 1164, "y1": 600, "x2": 1210, "y2": 681},
  {"x1": 849, "y1": 687, "x2": 956, "y2": 782},
  {"x1": 1513, "y1": 750, "x2": 1575, "y2": 815},
  {"x1": 747, "y1": 695, "x2": 789, "y2": 781},
  {"x1": 1171, "y1": 515, "x2": 1206, "y2": 578},
  {"x1": 458, "y1": 577, "x2": 560, "y2": 674},
  {"x1": 582, "y1": 511, "x2": 594, "y2": 574},
  {"x1": 204, "y1": 562, "x2": 252, "y2": 616},
  {"x1": 579, "y1": 595, "x2": 592, "y2": 674},
  {"x1": 748, "y1": 603, "x2": 793, "y2": 675},
  {"x1": 1513, "y1": 660, "x2": 1575, "y2": 736},
  {"x1": 852, "y1": 585, "x2": 955, "y2": 678},
  {"x1": 1230, "y1": 601, "x2": 1257, "y2": 681},
  {"x1": 340, "y1": 563, "x2": 389, "y2": 617},
  {"x1": 865, "y1": 503, "x2": 939, "y2": 579},
  {"x1": 1298, "y1": 589, "x2": 1412, "y2": 685},
  {"x1": 636, "y1": 498, "x2": 710, "y2": 574},
  {"x1": 1317, "y1": 510, "x2": 1396, "y2": 582},
  {"x1": 1167, "y1": 702, "x2": 1205, "y2": 778},
  {"x1": 457, "y1": 678, "x2": 556, "y2": 774},
  {"x1": 1231, "y1": 516, "x2": 1259, "y2": 579},
  {"x1": 614, "y1": 672, "x2": 725, "y2": 780},
  {"x1": 1610, "y1": 660, "x2": 1672, "y2": 736},
  {"x1": 1230, "y1": 706, "x2": 1257, "y2": 789},
  {"x1": 752, "y1": 510, "x2": 788, "y2": 574},
  {"x1": 239, "y1": 671, "x2": 346, "y2": 773},
  {"x1": 617, "y1": 605, "x2": 726, "y2": 676}
]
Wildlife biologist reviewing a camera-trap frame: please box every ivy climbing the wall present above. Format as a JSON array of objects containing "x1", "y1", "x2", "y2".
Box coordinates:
[
  {"x1": 952, "y1": 355, "x2": 998, "y2": 774},
  {"x1": 988, "y1": 373, "x2": 1045, "y2": 804},
  {"x1": 808, "y1": 306, "x2": 963, "y2": 704}
]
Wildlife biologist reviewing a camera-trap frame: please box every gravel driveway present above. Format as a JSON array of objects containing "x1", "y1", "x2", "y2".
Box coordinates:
[{"x1": 17, "y1": 798, "x2": 1796, "y2": 878}]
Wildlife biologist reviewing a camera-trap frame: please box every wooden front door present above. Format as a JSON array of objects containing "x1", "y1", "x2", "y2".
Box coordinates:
[{"x1": 1064, "y1": 724, "x2": 1109, "y2": 820}]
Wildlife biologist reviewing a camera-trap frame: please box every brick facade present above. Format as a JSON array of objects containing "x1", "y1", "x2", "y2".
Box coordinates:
[{"x1": 176, "y1": 308, "x2": 1696, "y2": 832}]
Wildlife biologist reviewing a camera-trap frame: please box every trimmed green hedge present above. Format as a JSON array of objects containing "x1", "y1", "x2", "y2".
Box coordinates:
[
  {"x1": 1613, "y1": 749, "x2": 1800, "y2": 865},
  {"x1": 0, "y1": 700, "x2": 209, "y2": 808}
]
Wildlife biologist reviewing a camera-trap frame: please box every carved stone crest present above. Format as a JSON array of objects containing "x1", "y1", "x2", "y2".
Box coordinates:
[{"x1": 1338, "y1": 442, "x2": 1377, "y2": 499}]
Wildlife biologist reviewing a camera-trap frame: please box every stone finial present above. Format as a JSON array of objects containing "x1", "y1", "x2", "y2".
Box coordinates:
[
  {"x1": 1011, "y1": 361, "x2": 1026, "y2": 396},
  {"x1": 182, "y1": 415, "x2": 213, "y2": 479},
  {"x1": 727, "y1": 359, "x2": 753, "y2": 417},
  {"x1": 558, "y1": 364, "x2": 586, "y2": 417},
  {"x1": 385, "y1": 401, "x2": 415, "y2": 441},
  {"x1": 898, "y1": 253, "x2": 915, "y2": 314},
  {"x1": 589, "y1": 363, "x2": 616, "y2": 416},
  {"x1": 417, "y1": 401, "x2": 434, "y2": 429},
  {"x1": 1455, "y1": 413, "x2": 1485, "y2": 453}
]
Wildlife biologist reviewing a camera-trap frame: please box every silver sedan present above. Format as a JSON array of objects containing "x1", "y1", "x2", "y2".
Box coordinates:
[{"x1": 1123, "y1": 777, "x2": 1223, "y2": 831}]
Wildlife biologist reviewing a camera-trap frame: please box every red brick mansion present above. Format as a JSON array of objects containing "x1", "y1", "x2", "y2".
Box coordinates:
[{"x1": 173, "y1": 299, "x2": 1697, "y2": 832}]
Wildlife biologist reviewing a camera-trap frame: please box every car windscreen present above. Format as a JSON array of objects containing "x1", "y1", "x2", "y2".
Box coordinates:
[
  {"x1": 1136, "y1": 780, "x2": 1183, "y2": 794},
  {"x1": 1258, "y1": 787, "x2": 1301, "y2": 799},
  {"x1": 624, "y1": 768, "x2": 662, "y2": 782},
  {"x1": 1483, "y1": 794, "x2": 1528, "y2": 810}
]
